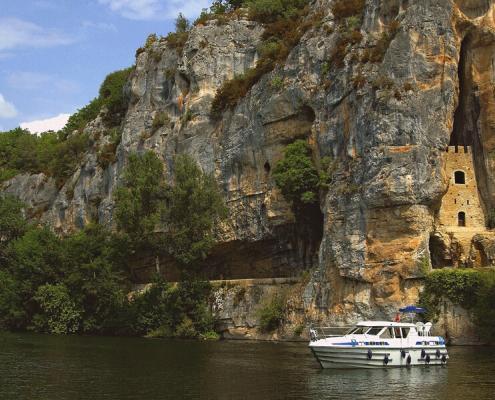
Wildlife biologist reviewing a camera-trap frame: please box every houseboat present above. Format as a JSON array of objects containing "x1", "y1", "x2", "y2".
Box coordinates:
[{"x1": 309, "y1": 320, "x2": 448, "y2": 369}]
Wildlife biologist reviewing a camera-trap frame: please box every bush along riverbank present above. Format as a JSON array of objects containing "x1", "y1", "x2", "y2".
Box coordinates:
[
  {"x1": 0, "y1": 152, "x2": 225, "y2": 339},
  {"x1": 419, "y1": 268, "x2": 495, "y2": 342}
]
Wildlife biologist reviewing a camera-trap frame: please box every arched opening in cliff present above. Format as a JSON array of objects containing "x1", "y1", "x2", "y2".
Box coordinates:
[
  {"x1": 450, "y1": 35, "x2": 477, "y2": 148},
  {"x1": 429, "y1": 233, "x2": 454, "y2": 268},
  {"x1": 454, "y1": 0, "x2": 491, "y2": 19},
  {"x1": 448, "y1": 31, "x2": 492, "y2": 221}
]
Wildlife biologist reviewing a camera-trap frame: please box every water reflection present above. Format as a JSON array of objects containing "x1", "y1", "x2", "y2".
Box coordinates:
[{"x1": 0, "y1": 333, "x2": 494, "y2": 400}]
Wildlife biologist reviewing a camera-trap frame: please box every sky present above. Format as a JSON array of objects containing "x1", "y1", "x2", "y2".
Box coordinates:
[{"x1": 0, "y1": 0, "x2": 211, "y2": 133}]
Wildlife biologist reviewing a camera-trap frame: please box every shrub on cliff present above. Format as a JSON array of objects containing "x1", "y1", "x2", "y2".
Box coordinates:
[
  {"x1": 98, "y1": 67, "x2": 134, "y2": 128},
  {"x1": 257, "y1": 295, "x2": 284, "y2": 332},
  {"x1": 474, "y1": 271, "x2": 495, "y2": 339},
  {"x1": 210, "y1": 0, "x2": 319, "y2": 119},
  {"x1": 419, "y1": 268, "x2": 495, "y2": 339},
  {"x1": 62, "y1": 98, "x2": 102, "y2": 136},
  {"x1": 331, "y1": 0, "x2": 365, "y2": 22},
  {"x1": 273, "y1": 140, "x2": 320, "y2": 207},
  {"x1": 124, "y1": 278, "x2": 214, "y2": 338},
  {"x1": 244, "y1": 0, "x2": 308, "y2": 22},
  {"x1": 0, "y1": 68, "x2": 129, "y2": 186},
  {"x1": 0, "y1": 126, "x2": 88, "y2": 187},
  {"x1": 61, "y1": 66, "x2": 133, "y2": 137}
]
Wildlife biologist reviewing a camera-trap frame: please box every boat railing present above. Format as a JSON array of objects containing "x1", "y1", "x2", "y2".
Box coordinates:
[{"x1": 309, "y1": 326, "x2": 352, "y2": 340}]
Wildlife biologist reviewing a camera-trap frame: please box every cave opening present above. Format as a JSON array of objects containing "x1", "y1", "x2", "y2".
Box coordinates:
[
  {"x1": 264, "y1": 161, "x2": 271, "y2": 173},
  {"x1": 429, "y1": 234, "x2": 453, "y2": 268},
  {"x1": 450, "y1": 35, "x2": 474, "y2": 147}
]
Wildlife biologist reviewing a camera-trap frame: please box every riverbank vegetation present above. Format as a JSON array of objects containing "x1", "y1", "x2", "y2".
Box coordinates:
[
  {"x1": 419, "y1": 268, "x2": 495, "y2": 339},
  {"x1": 0, "y1": 152, "x2": 226, "y2": 338}
]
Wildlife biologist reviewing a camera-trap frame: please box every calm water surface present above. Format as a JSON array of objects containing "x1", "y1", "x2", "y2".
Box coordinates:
[{"x1": 0, "y1": 333, "x2": 494, "y2": 400}]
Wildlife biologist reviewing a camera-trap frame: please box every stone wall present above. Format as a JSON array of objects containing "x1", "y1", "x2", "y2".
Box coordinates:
[
  {"x1": 211, "y1": 278, "x2": 306, "y2": 340},
  {"x1": 433, "y1": 298, "x2": 485, "y2": 345}
]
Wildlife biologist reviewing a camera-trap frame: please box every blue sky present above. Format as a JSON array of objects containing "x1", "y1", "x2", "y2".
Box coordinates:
[{"x1": 0, "y1": 0, "x2": 210, "y2": 132}]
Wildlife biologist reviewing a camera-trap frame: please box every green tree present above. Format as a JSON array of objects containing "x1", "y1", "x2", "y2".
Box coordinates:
[
  {"x1": 246, "y1": 0, "x2": 308, "y2": 22},
  {"x1": 273, "y1": 140, "x2": 320, "y2": 208},
  {"x1": 165, "y1": 155, "x2": 227, "y2": 272},
  {"x1": 474, "y1": 271, "x2": 495, "y2": 339},
  {"x1": 99, "y1": 67, "x2": 134, "y2": 127},
  {"x1": 114, "y1": 152, "x2": 227, "y2": 274},
  {"x1": 210, "y1": 0, "x2": 245, "y2": 13},
  {"x1": 257, "y1": 295, "x2": 284, "y2": 332},
  {"x1": 175, "y1": 13, "x2": 190, "y2": 33},
  {"x1": 0, "y1": 269, "x2": 24, "y2": 330},
  {"x1": 48, "y1": 133, "x2": 90, "y2": 185},
  {"x1": 61, "y1": 98, "x2": 102, "y2": 137},
  {"x1": 62, "y1": 224, "x2": 126, "y2": 333},
  {"x1": 33, "y1": 283, "x2": 82, "y2": 334},
  {"x1": 0, "y1": 196, "x2": 28, "y2": 257},
  {"x1": 114, "y1": 151, "x2": 168, "y2": 256},
  {"x1": 126, "y1": 278, "x2": 214, "y2": 338},
  {"x1": 5, "y1": 227, "x2": 66, "y2": 330},
  {"x1": 0, "y1": 126, "x2": 89, "y2": 187}
]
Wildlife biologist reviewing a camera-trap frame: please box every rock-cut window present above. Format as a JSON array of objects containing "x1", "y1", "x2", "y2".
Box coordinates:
[{"x1": 454, "y1": 171, "x2": 465, "y2": 184}]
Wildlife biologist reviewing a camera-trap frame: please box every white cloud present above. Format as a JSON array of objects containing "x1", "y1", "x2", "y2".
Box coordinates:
[
  {"x1": 0, "y1": 94, "x2": 17, "y2": 119},
  {"x1": 6, "y1": 71, "x2": 79, "y2": 93},
  {"x1": 81, "y1": 21, "x2": 118, "y2": 32},
  {"x1": 0, "y1": 18, "x2": 74, "y2": 51},
  {"x1": 98, "y1": 0, "x2": 210, "y2": 20},
  {"x1": 20, "y1": 113, "x2": 70, "y2": 134}
]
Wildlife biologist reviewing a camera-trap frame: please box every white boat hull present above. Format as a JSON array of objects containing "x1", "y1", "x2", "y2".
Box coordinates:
[{"x1": 310, "y1": 345, "x2": 448, "y2": 369}]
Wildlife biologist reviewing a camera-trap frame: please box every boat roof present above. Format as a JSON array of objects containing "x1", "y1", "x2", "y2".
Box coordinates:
[{"x1": 356, "y1": 320, "x2": 417, "y2": 328}]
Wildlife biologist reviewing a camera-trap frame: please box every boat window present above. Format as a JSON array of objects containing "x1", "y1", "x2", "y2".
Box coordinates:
[
  {"x1": 394, "y1": 327, "x2": 402, "y2": 338},
  {"x1": 401, "y1": 328, "x2": 410, "y2": 338},
  {"x1": 380, "y1": 328, "x2": 394, "y2": 338},
  {"x1": 366, "y1": 327, "x2": 383, "y2": 336},
  {"x1": 350, "y1": 327, "x2": 369, "y2": 334}
]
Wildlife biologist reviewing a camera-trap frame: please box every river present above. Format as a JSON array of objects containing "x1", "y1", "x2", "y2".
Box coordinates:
[{"x1": 0, "y1": 333, "x2": 494, "y2": 399}]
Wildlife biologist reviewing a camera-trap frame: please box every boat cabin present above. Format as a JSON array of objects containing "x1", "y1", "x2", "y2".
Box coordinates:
[{"x1": 347, "y1": 321, "x2": 430, "y2": 339}]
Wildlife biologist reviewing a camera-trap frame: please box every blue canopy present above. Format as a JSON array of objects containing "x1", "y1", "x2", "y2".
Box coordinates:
[{"x1": 399, "y1": 305, "x2": 425, "y2": 313}]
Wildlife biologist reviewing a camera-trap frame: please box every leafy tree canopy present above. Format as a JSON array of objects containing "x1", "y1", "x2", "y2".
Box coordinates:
[
  {"x1": 114, "y1": 151, "x2": 227, "y2": 273},
  {"x1": 273, "y1": 139, "x2": 320, "y2": 207},
  {"x1": 165, "y1": 154, "x2": 227, "y2": 270},
  {"x1": 114, "y1": 151, "x2": 168, "y2": 254}
]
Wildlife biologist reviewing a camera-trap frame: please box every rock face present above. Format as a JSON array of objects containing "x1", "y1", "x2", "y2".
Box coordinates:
[
  {"x1": 433, "y1": 298, "x2": 484, "y2": 345},
  {"x1": 3, "y1": 1, "x2": 495, "y2": 337}
]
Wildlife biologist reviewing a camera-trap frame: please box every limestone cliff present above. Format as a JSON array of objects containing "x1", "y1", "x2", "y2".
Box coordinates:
[{"x1": 3, "y1": 0, "x2": 495, "y2": 339}]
